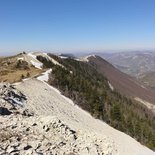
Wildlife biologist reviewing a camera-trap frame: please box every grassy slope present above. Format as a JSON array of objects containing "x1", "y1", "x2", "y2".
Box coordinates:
[{"x1": 0, "y1": 55, "x2": 43, "y2": 83}]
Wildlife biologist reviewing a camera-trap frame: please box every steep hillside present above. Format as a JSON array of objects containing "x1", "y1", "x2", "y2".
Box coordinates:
[
  {"x1": 101, "y1": 51, "x2": 155, "y2": 78},
  {"x1": 1, "y1": 52, "x2": 155, "y2": 154},
  {"x1": 37, "y1": 54, "x2": 155, "y2": 150},
  {"x1": 100, "y1": 51, "x2": 155, "y2": 90},
  {"x1": 86, "y1": 55, "x2": 155, "y2": 107},
  {"x1": 15, "y1": 74, "x2": 154, "y2": 155}
]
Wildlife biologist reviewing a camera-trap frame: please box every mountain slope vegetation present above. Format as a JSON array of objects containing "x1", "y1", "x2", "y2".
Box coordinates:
[
  {"x1": 86, "y1": 56, "x2": 155, "y2": 109},
  {"x1": 36, "y1": 54, "x2": 155, "y2": 150}
]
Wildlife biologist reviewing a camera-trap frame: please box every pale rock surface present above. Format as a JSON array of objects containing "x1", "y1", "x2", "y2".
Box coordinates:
[
  {"x1": 78, "y1": 55, "x2": 96, "y2": 62},
  {"x1": 1, "y1": 114, "x2": 113, "y2": 155},
  {"x1": 13, "y1": 78, "x2": 155, "y2": 155},
  {"x1": 0, "y1": 69, "x2": 154, "y2": 155},
  {"x1": 21, "y1": 52, "x2": 43, "y2": 69},
  {"x1": 33, "y1": 52, "x2": 65, "y2": 68}
]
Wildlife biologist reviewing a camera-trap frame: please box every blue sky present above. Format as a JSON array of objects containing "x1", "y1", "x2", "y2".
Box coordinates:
[{"x1": 0, "y1": 0, "x2": 155, "y2": 54}]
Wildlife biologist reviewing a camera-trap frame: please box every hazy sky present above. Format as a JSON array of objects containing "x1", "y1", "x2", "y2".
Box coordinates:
[{"x1": 0, "y1": 0, "x2": 155, "y2": 54}]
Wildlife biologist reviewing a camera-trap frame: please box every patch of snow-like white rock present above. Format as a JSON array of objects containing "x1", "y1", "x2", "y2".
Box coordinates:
[
  {"x1": 17, "y1": 52, "x2": 66, "y2": 70},
  {"x1": 108, "y1": 81, "x2": 114, "y2": 91},
  {"x1": 37, "y1": 69, "x2": 75, "y2": 105},
  {"x1": 30, "y1": 60, "x2": 42, "y2": 69},
  {"x1": 17, "y1": 52, "x2": 43, "y2": 69},
  {"x1": 141, "y1": 85, "x2": 147, "y2": 89},
  {"x1": 78, "y1": 55, "x2": 97, "y2": 62},
  {"x1": 14, "y1": 78, "x2": 155, "y2": 155},
  {"x1": 27, "y1": 53, "x2": 43, "y2": 69},
  {"x1": 17, "y1": 57, "x2": 24, "y2": 61},
  {"x1": 33, "y1": 52, "x2": 65, "y2": 68},
  {"x1": 134, "y1": 97, "x2": 155, "y2": 114},
  {"x1": 37, "y1": 69, "x2": 52, "y2": 82},
  {"x1": 58, "y1": 55, "x2": 68, "y2": 59},
  {"x1": 27, "y1": 53, "x2": 37, "y2": 59}
]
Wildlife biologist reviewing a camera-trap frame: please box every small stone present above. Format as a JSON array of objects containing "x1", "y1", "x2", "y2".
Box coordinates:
[
  {"x1": 22, "y1": 109, "x2": 34, "y2": 117},
  {"x1": 32, "y1": 123, "x2": 37, "y2": 126},
  {"x1": 11, "y1": 125, "x2": 17, "y2": 129},
  {"x1": 16, "y1": 137, "x2": 21, "y2": 141},
  {"x1": 0, "y1": 107, "x2": 12, "y2": 115},
  {"x1": 45, "y1": 128, "x2": 50, "y2": 132},
  {"x1": 24, "y1": 145, "x2": 32, "y2": 150}
]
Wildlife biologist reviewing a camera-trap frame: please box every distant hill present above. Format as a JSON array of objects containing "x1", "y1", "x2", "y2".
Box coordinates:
[
  {"x1": 100, "y1": 51, "x2": 155, "y2": 78},
  {"x1": 86, "y1": 55, "x2": 155, "y2": 108}
]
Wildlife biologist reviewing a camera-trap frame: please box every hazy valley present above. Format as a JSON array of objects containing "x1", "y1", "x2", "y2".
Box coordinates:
[{"x1": 100, "y1": 51, "x2": 155, "y2": 89}]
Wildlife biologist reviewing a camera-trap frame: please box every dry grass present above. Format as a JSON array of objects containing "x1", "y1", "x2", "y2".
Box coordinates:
[
  {"x1": 0, "y1": 54, "x2": 45, "y2": 83},
  {"x1": 0, "y1": 68, "x2": 44, "y2": 83}
]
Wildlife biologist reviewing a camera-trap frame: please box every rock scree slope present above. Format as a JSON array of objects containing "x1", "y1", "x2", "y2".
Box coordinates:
[{"x1": 14, "y1": 77, "x2": 155, "y2": 155}]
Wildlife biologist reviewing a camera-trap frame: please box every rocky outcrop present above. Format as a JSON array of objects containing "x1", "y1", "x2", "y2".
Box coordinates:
[
  {"x1": 0, "y1": 83, "x2": 28, "y2": 117},
  {"x1": 0, "y1": 83, "x2": 27, "y2": 107}
]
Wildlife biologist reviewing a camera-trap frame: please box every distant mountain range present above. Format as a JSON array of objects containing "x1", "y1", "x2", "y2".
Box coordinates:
[{"x1": 97, "y1": 51, "x2": 155, "y2": 89}]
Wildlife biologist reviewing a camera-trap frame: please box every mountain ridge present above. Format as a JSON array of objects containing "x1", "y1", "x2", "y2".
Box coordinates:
[
  {"x1": 86, "y1": 55, "x2": 155, "y2": 106},
  {"x1": 0, "y1": 52, "x2": 155, "y2": 154}
]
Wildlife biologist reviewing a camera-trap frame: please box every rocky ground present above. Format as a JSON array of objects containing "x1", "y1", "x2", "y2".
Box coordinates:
[
  {"x1": 0, "y1": 82, "x2": 116, "y2": 155},
  {"x1": 0, "y1": 78, "x2": 155, "y2": 155},
  {"x1": 0, "y1": 114, "x2": 115, "y2": 155}
]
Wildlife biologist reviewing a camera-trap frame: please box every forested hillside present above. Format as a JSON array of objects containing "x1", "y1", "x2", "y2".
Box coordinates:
[{"x1": 37, "y1": 54, "x2": 155, "y2": 150}]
